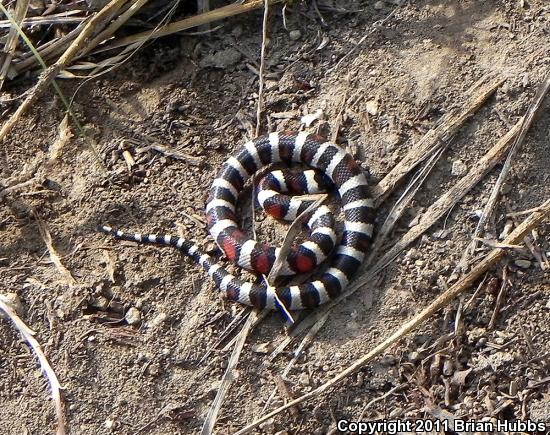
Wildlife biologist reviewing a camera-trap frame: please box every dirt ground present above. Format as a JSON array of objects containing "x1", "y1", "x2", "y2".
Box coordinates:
[{"x1": 0, "y1": 0, "x2": 549, "y2": 434}]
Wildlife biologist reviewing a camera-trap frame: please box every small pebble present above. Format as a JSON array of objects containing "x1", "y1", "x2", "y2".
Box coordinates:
[
  {"x1": 259, "y1": 419, "x2": 275, "y2": 432},
  {"x1": 500, "y1": 182, "x2": 513, "y2": 195},
  {"x1": 0, "y1": 293, "x2": 24, "y2": 317},
  {"x1": 289, "y1": 29, "x2": 301, "y2": 41},
  {"x1": 451, "y1": 160, "x2": 468, "y2": 176},
  {"x1": 514, "y1": 259, "x2": 531, "y2": 269},
  {"x1": 366, "y1": 99, "x2": 379, "y2": 116},
  {"x1": 408, "y1": 351, "x2": 420, "y2": 362},
  {"x1": 443, "y1": 359, "x2": 454, "y2": 376},
  {"x1": 298, "y1": 372, "x2": 310, "y2": 386},
  {"x1": 148, "y1": 312, "x2": 167, "y2": 328},
  {"x1": 125, "y1": 307, "x2": 142, "y2": 325}
]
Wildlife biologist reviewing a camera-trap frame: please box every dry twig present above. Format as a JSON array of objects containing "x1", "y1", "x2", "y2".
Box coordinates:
[
  {"x1": 200, "y1": 310, "x2": 258, "y2": 435},
  {"x1": 467, "y1": 72, "x2": 550, "y2": 258},
  {"x1": 0, "y1": 296, "x2": 66, "y2": 435},
  {"x1": 234, "y1": 199, "x2": 550, "y2": 434},
  {"x1": 33, "y1": 210, "x2": 77, "y2": 285},
  {"x1": 95, "y1": 0, "x2": 284, "y2": 53},
  {"x1": 371, "y1": 74, "x2": 505, "y2": 206}
]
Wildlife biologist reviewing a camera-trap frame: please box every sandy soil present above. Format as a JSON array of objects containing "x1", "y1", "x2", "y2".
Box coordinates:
[{"x1": 0, "y1": 1, "x2": 549, "y2": 434}]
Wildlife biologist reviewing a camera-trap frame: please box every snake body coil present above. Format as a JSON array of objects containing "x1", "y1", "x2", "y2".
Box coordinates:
[{"x1": 101, "y1": 131, "x2": 374, "y2": 310}]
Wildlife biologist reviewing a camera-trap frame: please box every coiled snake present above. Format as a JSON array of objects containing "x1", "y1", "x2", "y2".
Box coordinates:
[{"x1": 100, "y1": 131, "x2": 374, "y2": 310}]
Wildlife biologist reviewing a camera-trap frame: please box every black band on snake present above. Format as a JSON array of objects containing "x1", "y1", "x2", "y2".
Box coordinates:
[{"x1": 100, "y1": 131, "x2": 375, "y2": 310}]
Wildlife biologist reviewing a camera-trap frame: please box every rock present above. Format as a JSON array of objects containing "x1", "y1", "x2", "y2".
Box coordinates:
[
  {"x1": 289, "y1": 29, "x2": 301, "y2": 41},
  {"x1": 366, "y1": 99, "x2": 379, "y2": 115},
  {"x1": 374, "y1": 1, "x2": 385, "y2": 9},
  {"x1": 91, "y1": 296, "x2": 109, "y2": 311},
  {"x1": 451, "y1": 160, "x2": 468, "y2": 176},
  {"x1": 0, "y1": 292, "x2": 24, "y2": 317},
  {"x1": 125, "y1": 307, "x2": 142, "y2": 325},
  {"x1": 199, "y1": 48, "x2": 242, "y2": 69},
  {"x1": 148, "y1": 312, "x2": 167, "y2": 328},
  {"x1": 298, "y1": 372, "x2": 310, "y2": 386},
  {"x1": 443, "y1": 359, "x2": 454, "y2": 376},
  {"x1": 408, "y1": 351, "x2": 420, "y2": 362},
  {"x1": 500, "y1": 182, "x2": 513, "y2": 195},
  {"x1": 259, "y1": 419, "x2": 275, "y2": 432},
  {"x1": 383, "y1": 132, "x2": 401, "y2": 151},
  {"x1": 476, "y1": 351, "x2": 514, "y2": 370},
  {"x1": 514, "y1": 259, "x2": 531, "y2": 269}
]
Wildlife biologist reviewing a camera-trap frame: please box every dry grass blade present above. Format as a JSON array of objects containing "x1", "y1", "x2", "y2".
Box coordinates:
[
  {"x1": 365, "y1": 116, "x2": 522, "y2": 279},
  {"x1": 79, "y1": 0, "x2": 152, "y2": 59},
  {"x1": 267, "y1": 194, "x2": 328, "y2": 283},
  {"x1": 255, "y1": 0, "x2": 269, "y2": 135},
  {"x1": 199, "y1": 306, "x2": 250, "y2": 365},
  {"x1": 135, "y1": 143, "x2": 204, "y2": 167},
  {"x1": 32, "y1": 210, "x2": 77, "y2": 286},
  {"x1": 0, "y1": 11, "x2": 85, "y2": 28},
  {"x1": 368, "y1": 145, "x2": 445, "y2": 266},
  {"x1": 48, "y1": 115, "x2": 73, "y2": 162},
  {"x1": 13, "y1": 23, "x2": 85, "y2": 75},
  {"x1": 469, "y1": 72, "x2": 550, "y2": 255},
  {"x1": 0, "y1": 0, "x2": 30, "y2": 90},
  {"x1": 371, "y1": 74, "x2": 505, "y2": 206},
  {"x1": 0, "y1": 296, "x2": 66, "y2": 435},
  {"x1": 202, "y1": 191, "x2": 327, "y2": 432},
  {"x1": 200, "y1": 310, "x2": 258, "y2": 435},
  {"x1": 234, "y1": 198, "x2": 550, "y2": 434},
  {"x1": 0, "y1": 0, "x2": 128, "y2": 143},
  {"x1": 505, "y1": 202, "x2": 549, "y2": 270},
  {"x1": 95, "y1": 0, "x2": 283, "y2": 53}
]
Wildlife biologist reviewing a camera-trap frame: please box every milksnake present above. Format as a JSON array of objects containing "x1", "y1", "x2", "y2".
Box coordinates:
[{"x1": 100, "y1": 131, "x2": 374, "y2": 310}]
